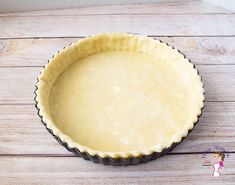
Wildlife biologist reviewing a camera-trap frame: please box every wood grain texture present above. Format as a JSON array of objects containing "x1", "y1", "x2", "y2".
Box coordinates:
[
  {"x1": 0, "y1": 1, "x2": 231, "y2": 17},
  {"x1": 1, "y1": 37, "x2": 235, "y2": 67},
  {"x1": 1, "y1": 14, "x2": 235, "y2": 38},
  {"x1": 0, "y1": 154, "x2": 234, "y2": 185},
  {"x1": 0, "y1": 65, "x2": 235, "y2": 104},
  {"x1": 0, "y1": 102, "x2": 235, "y2": 155}
]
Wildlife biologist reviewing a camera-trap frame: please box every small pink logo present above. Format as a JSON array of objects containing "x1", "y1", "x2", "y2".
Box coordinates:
[
  {"x1": 201, "y1": 145, "x2": 229, "y2": 177},
  {"x1": 211, "y1": 152, "x2": 225, "y2": 177}
]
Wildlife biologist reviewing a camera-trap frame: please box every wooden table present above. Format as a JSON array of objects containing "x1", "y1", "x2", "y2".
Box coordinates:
[{"x1": 0, "y1": 1, "x2": 235, "y2": 184}]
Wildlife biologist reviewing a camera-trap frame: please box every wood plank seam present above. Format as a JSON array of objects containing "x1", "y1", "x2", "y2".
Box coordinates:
[
  {"x1": 1, "y1": 151, "x2": 235, "y2": 157},
  {"x1": 1, "y1": 63, "x2": 235, "y2": 68},
  {"x1": 1, "y1": 35, "x2": 235, "y2": 40},
  {"x1": 1, "y1": 13, "x2": 235, "y2": 18}
]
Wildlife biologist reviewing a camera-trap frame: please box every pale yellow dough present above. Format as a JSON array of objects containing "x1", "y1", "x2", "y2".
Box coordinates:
[
  {"x1": 36, "y1": 33, "x2": 204, "y2": 157},
  {"x1": 50, "y1": 51, "x2": 202, "y2": 152}
]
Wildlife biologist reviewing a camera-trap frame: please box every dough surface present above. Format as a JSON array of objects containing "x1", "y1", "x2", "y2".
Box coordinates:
[{"x1": 50, "y1": 51, "x2": 202, "y2": 152}]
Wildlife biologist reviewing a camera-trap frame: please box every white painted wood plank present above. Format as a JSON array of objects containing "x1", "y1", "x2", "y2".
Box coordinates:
[
  {"x1": 0, "y1": 154, "x2": 234, "y2": 184},
  {"x1": 0, "y1": 1, "x2": 231, "y2": 17},
  {"x1": 1, "y1": 14, "x2": 235, "y2": 38},
  {"x1": 1, "y1": 37, "x2": 235, "y2": 67},
  {"x1": 197, "y1": 65, "x2": 235, "y2": 102},
  {"x1": 0, "y1": 67, "x2": 38, "y2": 104}
]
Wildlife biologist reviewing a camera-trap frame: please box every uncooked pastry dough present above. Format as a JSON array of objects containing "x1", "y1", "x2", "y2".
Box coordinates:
[{"x1": 36, "y1": 33, "x2": 204, "y2": 158}]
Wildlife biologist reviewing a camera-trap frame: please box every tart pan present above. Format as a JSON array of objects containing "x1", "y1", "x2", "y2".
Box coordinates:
[{"x1": 35, "y1": 33, "x2": 205, "y2": 165}]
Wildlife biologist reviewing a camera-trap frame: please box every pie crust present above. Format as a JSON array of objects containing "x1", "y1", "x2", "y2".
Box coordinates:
[{"x1": 35, "y1": 33, "x2": 205, "y2": 165}]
